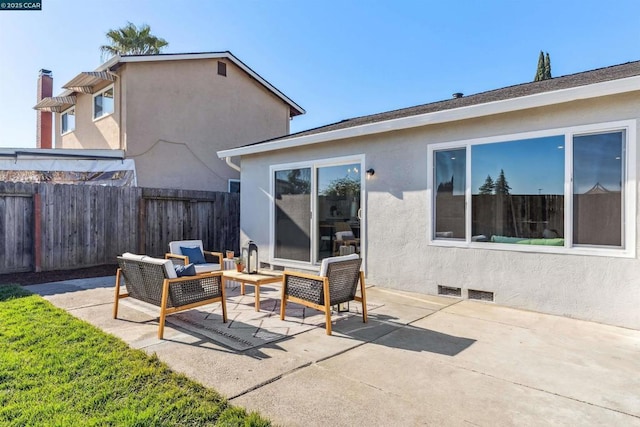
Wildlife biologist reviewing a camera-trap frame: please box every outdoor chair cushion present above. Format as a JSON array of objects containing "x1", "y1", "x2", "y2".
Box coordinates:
[
  {"x1": 180, "y1": 246, "x2": 206, "y2": 264},
  {"x1": 122, "y1": 252, "x2": 177, "y2": 279},
  {"x1": 319, "y1": 253, "x2": 359, "y2": 277},
  {"x1": 167, "y1": 240, "x2": 222, "y2": 272},
  {"x1": 168, "y1": 239, "x2": 204, "y2": 255},
  {"x1": 174, "y1": 263, "x2": 197, "y2": 277}
]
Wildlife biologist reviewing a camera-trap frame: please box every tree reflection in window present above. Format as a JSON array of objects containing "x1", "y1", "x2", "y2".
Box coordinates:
[{"x1": 471, "y1": 136, "x2": 565, "y2": 242}]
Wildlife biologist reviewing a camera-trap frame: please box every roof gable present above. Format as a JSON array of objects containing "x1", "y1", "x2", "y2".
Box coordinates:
[{"x1": 36, "y1": 52, "x2": 304, "y2": 117}]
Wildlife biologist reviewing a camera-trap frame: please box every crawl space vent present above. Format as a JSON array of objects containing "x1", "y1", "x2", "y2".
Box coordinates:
[
  {"x1": 438, "y1": 285, "x2": 462, "y2": 297},
  {"x1": 468, "y1": 289, "x2": 494, "y2": 302}
]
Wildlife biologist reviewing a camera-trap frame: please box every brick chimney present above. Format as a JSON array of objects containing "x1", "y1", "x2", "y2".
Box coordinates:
[{"x1": 36, "y1": 69, "x2": 53, "y2": 149}]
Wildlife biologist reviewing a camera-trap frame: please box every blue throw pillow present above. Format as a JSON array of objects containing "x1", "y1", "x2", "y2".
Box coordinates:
[
  {"x1": 174, "y1": 263, "x2": 196, "y2": 277},
  {"x1": 180, "y1": 246, "x2": 206, "y2": 264}
]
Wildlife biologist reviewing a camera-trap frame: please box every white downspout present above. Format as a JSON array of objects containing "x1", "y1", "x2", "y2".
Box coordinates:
[{"x1": 225, "y1": 156, "x2": 241, "y2": 172}]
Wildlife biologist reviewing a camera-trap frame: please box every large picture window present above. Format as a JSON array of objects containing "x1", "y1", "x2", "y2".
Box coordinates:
[
  {"x1": 471, "y1": 135, "x2": 565, "y2": 244},
  {"x1": 429, "y1": 122, "x2": 635, "y2": 256}
]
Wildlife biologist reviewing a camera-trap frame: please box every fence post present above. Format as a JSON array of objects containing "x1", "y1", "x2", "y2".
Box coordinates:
[
  {"x1": 138, "y1": 196, "x2": 146, "y2": 254},
  {"x1": 33, "y1": 192, "x2": 42, "y2": 272}
]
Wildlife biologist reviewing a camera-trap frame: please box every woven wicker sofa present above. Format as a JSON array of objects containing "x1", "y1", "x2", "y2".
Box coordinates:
[
  {"x1": 280, "y1": 253, "x2": 367, "y2": 335},
  {"x1": 114, "y1": 253, "x2": 227, "y2": 339}
]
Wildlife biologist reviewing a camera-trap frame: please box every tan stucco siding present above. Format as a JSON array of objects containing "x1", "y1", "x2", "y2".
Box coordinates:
[
  {"x1": 239, "y1": 91, "x2": 640, "y2": 330},
  {"x1": 121, "y1": 59, "x2": 291, "y2": 191},
  {"x1": 56, "y1": 80, "x2": 120, "y2": 150}
]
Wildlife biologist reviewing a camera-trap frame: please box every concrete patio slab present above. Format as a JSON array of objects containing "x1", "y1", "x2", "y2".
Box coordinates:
[{"x1": 24, "y1": 278, "x2": 640, "y2": 427}]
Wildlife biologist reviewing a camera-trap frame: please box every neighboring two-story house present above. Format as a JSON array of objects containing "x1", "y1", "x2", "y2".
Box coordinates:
[{"x1": 34, "y1": 52, "x2": 304, "y2": 191}]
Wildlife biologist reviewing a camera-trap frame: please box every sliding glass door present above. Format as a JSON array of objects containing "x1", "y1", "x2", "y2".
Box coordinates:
[
  {"x1": 274, "y1": 168, "x2": 311, "y2": 261},
  {"x1": 316, "y1": 163, "x2": 361, "y2": 262},
  {"x1": 273, "y1": 158, "x2": 362, "y2": 265}
]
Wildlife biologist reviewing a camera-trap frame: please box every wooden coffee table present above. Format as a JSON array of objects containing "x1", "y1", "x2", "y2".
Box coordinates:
[{"x1": 222, "y1": 270, "x2": 282, "y2": 311}]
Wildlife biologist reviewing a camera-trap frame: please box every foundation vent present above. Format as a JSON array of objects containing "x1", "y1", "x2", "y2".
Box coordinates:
[
  {"x1": 468, "y1": 289, "x2": 494, "y2": 302},
  {"x1": 438, "y1": 285, "x2": 462, "y2": 298}
]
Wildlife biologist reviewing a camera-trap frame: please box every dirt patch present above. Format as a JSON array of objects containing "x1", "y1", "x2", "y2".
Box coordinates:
[{"x1": 0, "y1": 265, "x2": 118, "y2": 286}]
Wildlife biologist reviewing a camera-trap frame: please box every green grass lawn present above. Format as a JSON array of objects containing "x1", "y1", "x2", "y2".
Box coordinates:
[{"x1": 0, "y1": 284, "x2": 271, "y2": 426}]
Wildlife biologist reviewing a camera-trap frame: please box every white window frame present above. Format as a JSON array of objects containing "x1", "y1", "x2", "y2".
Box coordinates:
[
  {"x1": 60, "y1": 106, "x2": 75, "y2": 135},
  {"x1": 427, "y1": 120, "x2": 636, "y2": 258},
  {"x1": 92, "y1": 84, "x2": 115, "y2": 121},
  {"x1": 269, "y1": 154, "x2": 367, "y2": 269}
]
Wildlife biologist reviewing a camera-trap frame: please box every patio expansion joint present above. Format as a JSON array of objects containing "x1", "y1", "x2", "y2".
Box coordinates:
[
  {"x1": 445, "y1": 361, "x2": 640, "y2": 420},
  {"x1": 227, "y1": 361, "x2": 314, "y2": 401},
  {"x1": 66, "y1": 301, "x2": 113, "y2": 312}
]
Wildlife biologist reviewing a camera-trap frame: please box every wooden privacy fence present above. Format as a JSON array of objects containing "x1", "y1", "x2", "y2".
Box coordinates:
[{"x1": 0, "y1": 182, "x2": 239, "y2": 274}]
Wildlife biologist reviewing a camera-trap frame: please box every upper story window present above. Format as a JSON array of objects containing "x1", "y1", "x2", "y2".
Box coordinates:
[
  {"x1": 429, "y1": 120, "x2": 636, "y2": 257},
  {"x1": 61, "y1": 107, "x2": 75, "y2": 134},
  {"x1": 93, "y1": 85, "x2": 114, "y2": 120}
]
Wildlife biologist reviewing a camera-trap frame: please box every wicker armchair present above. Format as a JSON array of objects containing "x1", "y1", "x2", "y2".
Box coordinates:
[
  {"x1": 280, "y1": 254, "x2": 367, "y2": 335},
  {"x1": 114, "y1": 253, "x2": 227, "y2": 339},
  {"x1": 165, "y1": 240, "x2": 223, "y2": 274}
]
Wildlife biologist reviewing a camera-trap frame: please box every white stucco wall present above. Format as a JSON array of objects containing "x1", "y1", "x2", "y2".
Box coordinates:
[{"x1": 239, "y1": 92, "x2": 640, "y2": 330}]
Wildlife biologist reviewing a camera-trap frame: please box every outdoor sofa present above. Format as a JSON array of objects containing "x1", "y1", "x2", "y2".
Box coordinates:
[{"x1": 114, "y1": 252, "x2": 227, "y2": 339}]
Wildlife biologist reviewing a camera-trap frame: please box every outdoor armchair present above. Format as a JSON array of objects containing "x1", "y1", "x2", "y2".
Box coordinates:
[
  {"x1": 280, "y1": 253, "x2": 367, "y2": 335},
  {"x1": 166, "y1": 240, "x2": 223, "y2": 274},
  {"x1": 114, "y1": 253, "x2": 227, "y2": 339}
]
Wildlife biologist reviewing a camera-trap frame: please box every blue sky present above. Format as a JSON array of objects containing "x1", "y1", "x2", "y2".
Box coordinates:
[{"x1": 1, "y1": 0, "x2": 640, "y2": 148}]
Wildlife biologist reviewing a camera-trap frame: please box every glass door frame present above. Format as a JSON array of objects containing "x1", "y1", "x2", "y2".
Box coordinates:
[{"x1": 269, "y1": 154, "x2": 366, "y2": 269}]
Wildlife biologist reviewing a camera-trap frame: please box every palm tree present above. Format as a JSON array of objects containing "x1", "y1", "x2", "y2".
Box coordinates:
[{"x1": 100, "y1": 22, "x2": 168, "y2": 61}]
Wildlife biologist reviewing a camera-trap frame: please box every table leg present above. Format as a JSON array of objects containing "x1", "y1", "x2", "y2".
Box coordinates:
[
  {"x1": 255, "y1": 284, "x2": 260, "y2": 311},
  {"x1": 240, "y1": 281, "x2": 245, "y2": 295}
]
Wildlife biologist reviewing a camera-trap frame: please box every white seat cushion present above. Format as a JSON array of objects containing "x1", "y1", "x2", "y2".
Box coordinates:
[
  {"x1": 168, "y1": 240, "x2": 204, "y2": 255},
  {"x1": 121, "y1": 252, "x2": 146, "y2": 261},
  {"x1": 194, "y1": 263, "x2": 221, "y2": 274},
  {"x1": 121, "y1": 252, "x2": 177, "y2": 279},
  {"x1": 319, "y1": 253, "x2": 359, "y2": 277}
]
